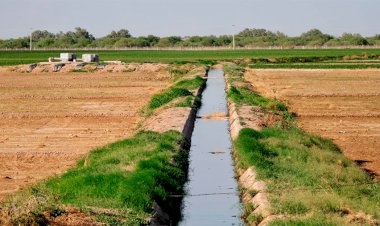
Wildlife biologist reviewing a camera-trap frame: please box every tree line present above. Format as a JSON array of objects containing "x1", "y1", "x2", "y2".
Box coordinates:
[{"x1": 1, "y1": 27, "x2": 379, "y2": 49}]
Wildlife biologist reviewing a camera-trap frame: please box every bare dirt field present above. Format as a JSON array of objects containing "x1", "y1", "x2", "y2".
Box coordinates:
[
  {"x1": 0, "y1": 63, "x2": 171, "y2": 199},
  {"x1": 246, "y1": 69, "x2": 380, "y2": 178}
]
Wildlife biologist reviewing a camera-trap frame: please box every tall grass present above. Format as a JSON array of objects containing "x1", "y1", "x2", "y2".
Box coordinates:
[
  {"x1": 148, "y1": 88, "x2": 193, "y2": 110},
  {"x1": 228, "y1": 85, "x2": 292, "y2": 121},
  {"x1": 235, "y1": 127, "x2": 380, "y2": 224},
  {"x1": 147, "y1": 76, "x2": 205, "y2": 111},
  {"x1": 2, "y1": 131, "x2": 188, "y2": 225},
  {"x1": 226, "y1": 64, "x2": 380, "y2": 225}
]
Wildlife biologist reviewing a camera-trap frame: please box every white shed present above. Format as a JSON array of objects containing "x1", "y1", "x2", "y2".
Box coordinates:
[
  {"x1": 60, "y1": 53, "x2": 76, "y2": 62},
  {"x1": 82, "y1": 54, "x2": 99, "y2": 62}
]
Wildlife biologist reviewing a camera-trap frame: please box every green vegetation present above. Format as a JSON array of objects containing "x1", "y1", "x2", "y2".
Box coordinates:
[
  {"x1": 169, "y1": 67, "x2": 190, "y2": 80},
  {"x1": 147, "y1": 76, "x2": 205, "y2": 112},
  {"x1": 2, "y1": 131, "x2": 187, "y2": 225},
  {"x1": 245, "y1": 54, "x2": 380, "y2": 69},
  {"x1": 1, "y1": 49, "x2": 380, "y2": 66},
  {"x1": 173, "y1": 76, "x2": 205, "y2": 90},
  {"x1": 0, "y1": 65, "x2": 206, "y2": 225},
  {"x1": 148, "y1": 88, "x2": 193, "y2": 110},
  {"x1": 228, "y1": 86, "x2": 288, "y2": 113},
  {"x1": 226, "y1": 65, "x2": 380, "y2": 225},
  {"x1": 1, "y1": 28, "x2": 380, "y2": 49},
  {"x1": 236, "y1": 126, "x2": 380, "y2": 225}
]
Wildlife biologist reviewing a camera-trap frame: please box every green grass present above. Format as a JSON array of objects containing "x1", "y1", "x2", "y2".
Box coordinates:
[
  {"x1": 147, "y1": 76, "x2": 206, "y2": 111},
  {"x1": 224, "y1": 65, "x2": 246, "y2": 77},
  {"x1": 173, "y1": 76, "x2": 205, "y2": 90},
  {"x1": 235, "y1": 127, "x2": 380, "y2": 225},
  {"x1": 2, "y1": 130, "x2": 188, "y2": 225},
  {"x1": 227, "y1": 85, "x2": 292, "y2": 122},
  {"x1": 148, "y1": 88, "x2": 193, "y2": 110},
  {"x1": 226, "y1": 65, "x2": 380, "y2": 225},
  {"x1": 1, "y1": 49, "x2": 380, "y2": 66},
  {"x1": 0, "y1": 65, "x2": 206, "y2": 225},
  {"x1": 169, "y1": 68, "x2": 189, "y2": 79},
  {"x1": 69, "y1": 68, "x2": 89, "y2": 73}
]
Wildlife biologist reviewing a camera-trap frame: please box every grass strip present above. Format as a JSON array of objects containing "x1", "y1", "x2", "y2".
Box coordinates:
[
  {"x1": 2, "y1": 131, "x2": 188, "y2": 225},
  {"x1": 226, "y1": 65, "x2": 380, "y2": 225},
  {"x1": 147, "y1": 76, "x2": 205, "y2": 110},
  {"x1": 1, "y1": 49, "x2": 380, "y2": 66}
]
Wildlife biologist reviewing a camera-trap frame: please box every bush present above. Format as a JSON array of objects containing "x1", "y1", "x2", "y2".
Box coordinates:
[{"x1": 149, "y1": 88, "x2": 193, "y2": 110}]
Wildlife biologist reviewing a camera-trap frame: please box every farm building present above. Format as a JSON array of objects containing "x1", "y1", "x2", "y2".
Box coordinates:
[
  {"x1": 82, "y1": 54, "x2": 99, "y2": 62},
  {"x1": 60, "y1": 53, "x2": 77, "y2": 62}
]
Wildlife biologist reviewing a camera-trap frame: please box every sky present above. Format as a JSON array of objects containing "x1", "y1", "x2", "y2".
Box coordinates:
[{"x1": 0, "y1": 0, "x2": 379, "y2": 39}]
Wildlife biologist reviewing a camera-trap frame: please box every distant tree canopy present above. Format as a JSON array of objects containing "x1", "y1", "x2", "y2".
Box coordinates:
[
  {"x1": 0, "y1": 27, "x2": 378, "y2": 49},
  {"x1": 238, "y1": 28, "x2": 277, "y2": 37},
  {"x1": 106, "y1": 29, "x2": 131, "y2": 39}
]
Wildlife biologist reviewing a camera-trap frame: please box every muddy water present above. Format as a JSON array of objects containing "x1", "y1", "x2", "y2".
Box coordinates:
[{"x1": 179, "y1": 69, "x2": 242, "y2": 225}]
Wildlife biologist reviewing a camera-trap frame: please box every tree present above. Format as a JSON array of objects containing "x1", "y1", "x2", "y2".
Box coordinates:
[
  {"x1": 155, "y1": 38, "x2": 172, "y2": 47},
  {"x1": 167, "y1": 36, "x2": 182, "y2": 45},
  {"x1": 201, "y1": 36, "x2": 219, "y2": 46},
  {"x1": 238, "y1": 28, "x2": 275, "y2": 37},
  {"x1": 114, "y1": 38, "x2": 129, "y2": 48},
  {"x1": 74, "y1": 27, "x2": 95, "y2": 41},
  {"x1": 297, "y1": 29, "x2": 333, "y2": 46},
  {"x1": 340, "y1": 33, "x2": 368, "y2": 45},
  {"x1": 31, "y1": 30, "x2": 55, "y2": 41},
  {"x1": 106, "y1": 29, "x2": 131, "y2": 39},
  {"x1": 145, "y1": 35, "x2": 160, "y2": 46}
]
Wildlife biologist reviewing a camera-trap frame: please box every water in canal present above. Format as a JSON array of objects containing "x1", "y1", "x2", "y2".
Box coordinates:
[{"x1": 179, "y1": 69, "x2": 243, "y2": 225}]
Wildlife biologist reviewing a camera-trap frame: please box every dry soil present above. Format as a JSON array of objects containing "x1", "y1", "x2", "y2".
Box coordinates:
[
  {"x1": 0, "y1": 63, "x2": 171, "y2": 199},
  {"x1": 246, "y1": 69, "x2": 380, "y2": 178}
]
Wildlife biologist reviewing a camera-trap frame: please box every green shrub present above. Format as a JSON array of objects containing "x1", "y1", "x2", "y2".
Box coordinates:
[{"x1": 149, "y1": 88, "x2": 193, "y2": 110}]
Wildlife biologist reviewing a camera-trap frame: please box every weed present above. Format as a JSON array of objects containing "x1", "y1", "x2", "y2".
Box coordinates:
[
  {"x1": 70, "y1": 69, "x2": 88, "y2": 73},
  {"x1": 169, "y1": 68, "x2": 189, "y2": 79},
  {"x1": 173, "y1": 76, "x2": 205, "y2": 90},
  {"x1": 228, "y1": 85, "x2": 290, "y2": 117},
  {"x1": 148, "y1": 88, "x2": 193, "y2": 110},
  {"x1": 174, "y1": 96, "x2": 194, "y2": 108}
]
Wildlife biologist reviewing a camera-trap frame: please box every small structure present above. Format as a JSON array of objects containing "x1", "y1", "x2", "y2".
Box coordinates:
[
  {"x1": 60, "y1": 53, "x2": 77, "y2": 62},
  {"x1": 82, "y1": 54, "x2": 99, "y2": 63},
  {"x1": 53, "y1": 63, "x2": 65, "y2": 72},
  {"x1": 27, "y1": 64, "x2": 37, "y2": 73}
]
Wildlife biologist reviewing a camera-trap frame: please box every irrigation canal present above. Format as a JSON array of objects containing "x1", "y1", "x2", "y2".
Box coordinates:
[{"x1": 179, "y1": 69, "x2": 243, "y2": 225}]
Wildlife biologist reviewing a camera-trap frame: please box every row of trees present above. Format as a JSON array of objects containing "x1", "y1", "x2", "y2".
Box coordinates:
[{"x1": 1, "y1": 27, "x2": 379, "y2": 49}]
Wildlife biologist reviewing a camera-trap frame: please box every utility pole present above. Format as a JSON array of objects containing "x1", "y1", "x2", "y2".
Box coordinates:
[
  {"x1": 29, "y1": 28, "x2": 33, "y2": 51},
  {"x1": 232, "y1": 25, "x2": 235, "y2": 50}
]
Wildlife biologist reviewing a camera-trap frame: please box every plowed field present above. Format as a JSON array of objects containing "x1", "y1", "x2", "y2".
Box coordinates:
[
  {"x1": 246, "y1": 69, "x2": 380, "y2": 178},
  {"x1": 0, "y1": 65, "x2": 171, "y2": 199}
]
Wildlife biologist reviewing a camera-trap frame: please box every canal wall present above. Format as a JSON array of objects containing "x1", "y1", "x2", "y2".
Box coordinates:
[
  {"x1": 225, "y1": 76, "x2": 273, "y2": 226},
  {"x1": 148, "y1": 73, "x2": 207, "y2": 225}
]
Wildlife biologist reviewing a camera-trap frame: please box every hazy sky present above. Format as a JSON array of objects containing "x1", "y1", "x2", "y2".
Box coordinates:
[{"x1": 1, "y1": 0, "x2": 379, "y2": 39}]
